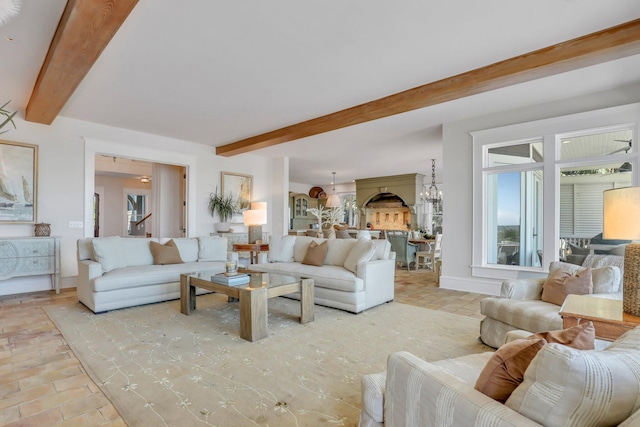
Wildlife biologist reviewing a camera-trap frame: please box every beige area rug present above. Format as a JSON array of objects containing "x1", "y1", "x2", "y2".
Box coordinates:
[{"x1": 45, "y1": 296, "x2": 492, "y2": 427}]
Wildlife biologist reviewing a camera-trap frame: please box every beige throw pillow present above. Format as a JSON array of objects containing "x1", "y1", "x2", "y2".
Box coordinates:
[
  {"x1": 301, "y1": 241, "x2": 328, "y2": 266},
  {"x1": 541, "y1": 268, "x2": 592, "y2": 306},
  {"x1": 529, "y1": 321, "x2": 595, "y2": 350},
  {"x1": 150, "y1": 241, "x2": 184, "y2": 265},
  {"x1": 549, "y1": 261, "x2": 621, "y2": 293},
  {"x1": 474, "y1": 338, "x2": 547, "y2": 403}
]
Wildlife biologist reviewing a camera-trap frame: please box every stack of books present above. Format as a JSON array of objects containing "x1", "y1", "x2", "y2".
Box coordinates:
[{"x1": 210, "y1": 273, "x2": 250, "y2": 286}]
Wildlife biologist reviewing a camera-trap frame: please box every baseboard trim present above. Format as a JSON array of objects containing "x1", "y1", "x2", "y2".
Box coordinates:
[{"x1": 439, "y1": 276, "x2": 501, "y2": 296}]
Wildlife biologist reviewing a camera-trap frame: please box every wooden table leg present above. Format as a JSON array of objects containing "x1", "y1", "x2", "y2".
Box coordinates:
[
  {"x1": 239, "y1": 287, "x2": 268, "y2": 342},
  {"x1": 300, "y1": 278, "x2": 314, "y2": 324},
  {"x1": 180, "y1": 275, "x2": 195, "y2": 315}
]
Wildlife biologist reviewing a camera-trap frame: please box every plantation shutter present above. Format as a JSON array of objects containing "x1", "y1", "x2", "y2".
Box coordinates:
[
  {"x1": 560, "y1": 184, "x2": 574, "y2": 236},
  {"x1": 574, "y1": 183, "x2": 613, "y2": 237}
]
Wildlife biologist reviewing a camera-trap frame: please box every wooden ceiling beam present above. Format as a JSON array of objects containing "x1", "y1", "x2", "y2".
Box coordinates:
[
  {"x1": 25, "y1": 0, "x2": 139, "y2": 125},
  {"x1": 217, "y1": 18, "x2": 640, "y2": 157}
]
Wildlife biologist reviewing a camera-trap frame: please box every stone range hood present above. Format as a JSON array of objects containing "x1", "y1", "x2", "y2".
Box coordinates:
[{"x1": 355, "y1": 173, "x2": 425, "y2": 230}]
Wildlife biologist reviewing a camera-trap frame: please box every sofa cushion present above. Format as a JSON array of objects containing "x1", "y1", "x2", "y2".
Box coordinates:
[
  {"x1": 92, "y1": 261, "x2": 225, "y2": 292},
  {"x1": 324, "y1": 238, "x2": 357, "y2": 266},
  {"x1": 293, "y1": 236, "x2": 324, "y2": 262},
  {"x1": 549, "y1": 261, "x2": 621, "y2": 293},
  {"x1": 121, "y1": 238, "x2": 156, "y2": 266},
  {"x1": 302, "y1": 240, "x2": 329, "y2": 266},
  {"x1": 506, "y1": 328, "x2": 640, "y2": 427},
  {"x1": 475, "y1": 338, "x2": 547, "y2": 403},
  {"x1": 150, "y1": 241, "x2": 184, "y2": 265},
  {"x1": 344, "y1": 239, "x2": 376, "y2": 274},
  {"x1": 249, "y1": 262, "x2": 363, "y2": 293},
  {"x1": 529, "y1": 321, "x2": 595, "y2": 350},
  {"x1": 480, "y1": 298, "x2": 563, "y2": 334},
  {"x1": 268, "y1": 235, "x2": 296, "y2": 262},
  {"x1": 168, "y1": 238, "x2": 199, "y2": 262},
  {"x1": 371, "y1": 239, "x2": 391, "y2": 260},
  {"x1": 197, "y1": 236, "x2": 227, "y2": 261},
  {"x1": 541, "y1": 268, "x2": 592, "y2": 306},
  {"x1": 92, "y1": 237, "x2": 127, "y2": 273}
]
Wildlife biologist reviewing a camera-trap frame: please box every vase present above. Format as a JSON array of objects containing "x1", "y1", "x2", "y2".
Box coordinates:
[
  {"x1": 215, "y1": 222, "x2": 231, "y2": 232},
  {"x1": 34, "y1": 223, "x2": 51, "y2": 237}
]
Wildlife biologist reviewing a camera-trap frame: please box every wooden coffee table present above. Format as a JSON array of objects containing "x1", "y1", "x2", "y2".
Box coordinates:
[
  {"x1": 559, "y1": 294, "x2": 640, "y2": 341},
  {"x1": 180, "y1": 270, "x2": 314, "y2": 342}
]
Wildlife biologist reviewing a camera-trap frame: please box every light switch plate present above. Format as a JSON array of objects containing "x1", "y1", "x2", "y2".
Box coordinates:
[{"x1": 69, "y1": 221, "x2": 83, "y2": 228}]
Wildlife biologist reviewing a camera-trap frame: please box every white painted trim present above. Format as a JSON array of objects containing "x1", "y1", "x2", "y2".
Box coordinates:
[
  {"x1": 83, "y1": 138, "x2": 198, "y2": 238},
  {"x1": 439, "y1": 275, "x2": 502, "y2": 296}
]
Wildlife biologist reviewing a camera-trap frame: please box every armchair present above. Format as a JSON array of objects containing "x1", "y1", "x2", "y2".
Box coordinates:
[{"x1": 388, "y1": 233, "x2": 417, "y2": 271}]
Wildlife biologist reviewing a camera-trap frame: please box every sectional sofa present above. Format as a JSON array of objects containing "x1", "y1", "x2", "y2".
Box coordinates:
[
  {"x1": 249, "y1": 235, "x2": 396, "y2": 313},
  {"x1": 76, "y1": 236, "x2": 235, "y2": 313}
]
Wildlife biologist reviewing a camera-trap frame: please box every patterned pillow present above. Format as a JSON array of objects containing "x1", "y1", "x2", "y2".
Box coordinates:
[{"x1": 506, "y1": 328, "x2": 640, "y2": 426}]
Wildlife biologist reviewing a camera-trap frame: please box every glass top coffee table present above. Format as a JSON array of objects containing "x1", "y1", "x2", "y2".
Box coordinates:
[{"x1": 180, "y1": 270, "x2": 314, "y2": 342}]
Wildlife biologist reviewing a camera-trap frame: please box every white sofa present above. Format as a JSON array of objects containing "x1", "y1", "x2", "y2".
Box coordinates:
[
  {"x1": 248, "y1": 235, "x2": 396, "y2": 313},
  {"x1": 479, "y1": 255, "x2": 625, "y2": 348},
  {"x1": 360, "y1": 326, "x2": 640, "y2": 427},
  {"x1": 77, "y1": 236, "x2": 236, "y2": 313}
]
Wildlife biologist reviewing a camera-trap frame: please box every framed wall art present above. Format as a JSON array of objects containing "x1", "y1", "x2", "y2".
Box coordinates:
[
  {"x1": 221, "y1": 171, "x2": 252, "y2": 213},
  {"x1": 0, "y1": 140, "x2": 37, "y2": 223}
]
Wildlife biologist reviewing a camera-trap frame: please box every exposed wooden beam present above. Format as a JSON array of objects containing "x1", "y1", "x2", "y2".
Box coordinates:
[
  {"x1": 25, "y1": 0, "x2": 139, "y2": 125},
  {"x1": 217, "y1": 18, "x2": 640, "y2": 157}
]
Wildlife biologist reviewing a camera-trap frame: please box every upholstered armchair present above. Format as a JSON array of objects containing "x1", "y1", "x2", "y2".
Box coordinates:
[{"x1": 387, "y1": 233, "x2": 417, "y2": 271}]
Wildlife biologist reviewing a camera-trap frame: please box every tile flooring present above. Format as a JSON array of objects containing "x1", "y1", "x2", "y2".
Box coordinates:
[{"x1": 0, "y1": 267, "x2": 489, "y2": 426}]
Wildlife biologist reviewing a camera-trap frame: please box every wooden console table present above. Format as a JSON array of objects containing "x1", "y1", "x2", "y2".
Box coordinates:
[
  {"x1": 0, "y1": 236, "x2": 61, "y2": 293},
  {"x1": 559, "y1": 294, "x2": 640, "y2": 341},
  {"x1": 232, "y1": 243, "x2": 269, "y2": 264}
]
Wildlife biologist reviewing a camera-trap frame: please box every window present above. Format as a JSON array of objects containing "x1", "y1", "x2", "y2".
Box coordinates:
[{"x1": 472, "y1": 103, "x2": 638, "y2": 278}]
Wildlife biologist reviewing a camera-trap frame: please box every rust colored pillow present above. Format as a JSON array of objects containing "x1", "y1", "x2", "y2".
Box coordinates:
[
  {"x1": 150, "y1": 240, "x2": 184, "y2": 265},
  {"x1": 541, "y1": 268, "x2": 593, "y2": 306},
  {"x1": 475, "y1": 338, "x2": 547, "y2": 403},
  {"x1": 529, "y1": 321, "x2": 595, "y2": 350},
  {"x1": 301, "y1": 240, "x2": 328, "y2": 266}
]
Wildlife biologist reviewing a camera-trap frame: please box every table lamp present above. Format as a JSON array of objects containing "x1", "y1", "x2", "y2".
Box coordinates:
[
  {"x1": 244, "y1": 202, "x2": 267, "y2": 244},
  {"x1": 603, "y1": 187, "x2": 640, "y2": 316}
]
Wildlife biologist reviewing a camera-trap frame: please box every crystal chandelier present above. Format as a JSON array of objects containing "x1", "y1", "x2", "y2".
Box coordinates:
[{"x1": 422, "y1": 159, "x2": 441, "y2": 204}]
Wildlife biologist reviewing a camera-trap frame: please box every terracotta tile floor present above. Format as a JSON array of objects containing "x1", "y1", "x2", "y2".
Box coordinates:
[{"x1": 0, "y1": 267, "x2": 488, "y2": 426}]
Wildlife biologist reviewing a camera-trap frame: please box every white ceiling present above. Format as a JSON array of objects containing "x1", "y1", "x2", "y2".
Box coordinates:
[{"x1": 2, "y1": 0, "x2": 640, "y2": 188}]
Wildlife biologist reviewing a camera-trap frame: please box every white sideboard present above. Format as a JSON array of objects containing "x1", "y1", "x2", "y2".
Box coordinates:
[{"x1": 0, "y1": 236, "x2": 61, "y2": 294}]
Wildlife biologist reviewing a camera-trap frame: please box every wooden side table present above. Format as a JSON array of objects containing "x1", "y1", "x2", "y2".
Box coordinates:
[
  {"x1": 559, "y1": 294, "x2": 640, "y2": 341},
  {"x1": 232, "y1": 243, "x2": 269, "y2": 264}
]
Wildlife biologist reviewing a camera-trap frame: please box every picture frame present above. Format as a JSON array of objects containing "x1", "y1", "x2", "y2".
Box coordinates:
[
  {"x1": 221, "y1": 171, "x2": 252, "y2": 214},
  {"x1": 0, "y1": 140, "x2": 37, "y2": 223}
]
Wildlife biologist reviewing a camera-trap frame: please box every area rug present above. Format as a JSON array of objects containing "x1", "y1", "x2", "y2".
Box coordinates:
[{"x1": 44, "y1": 295, "x2": 492, "y2": 427}]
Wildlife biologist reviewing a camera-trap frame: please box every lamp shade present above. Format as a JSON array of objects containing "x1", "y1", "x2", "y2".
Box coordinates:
[
  {"x1": 325, "y1": 194, "x2": 341, "y2": 208},
  {"x1": 251, "y1": 201, "x2": 267, "y2": 211},
  {"x1": 243, "y1": 209, "x2": 267, "y2": 226},
  {"x1": 603, "y1": 187, "x2": 640, "y2": 240}
]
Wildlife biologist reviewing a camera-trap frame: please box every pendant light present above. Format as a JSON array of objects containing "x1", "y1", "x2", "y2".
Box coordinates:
[{"x1": 325, "y1": 172, "x2": 341, "y2": 208}]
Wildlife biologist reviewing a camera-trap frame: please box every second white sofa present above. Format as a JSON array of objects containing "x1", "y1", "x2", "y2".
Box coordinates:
[
  {"x1": 249, "y1": 235, "x2": 396, "y2": 313},
  {"x1": 77, "y1": 236, "x2": 236, "y2": 313}
]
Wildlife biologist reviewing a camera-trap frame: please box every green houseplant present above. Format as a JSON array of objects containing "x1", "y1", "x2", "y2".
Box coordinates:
[
  {"x1": 0, "y1": 101, "x2": 17, "y2": 134},
  {"x1": 208, "y1": 187, "x2": 237, "y2": 232}
]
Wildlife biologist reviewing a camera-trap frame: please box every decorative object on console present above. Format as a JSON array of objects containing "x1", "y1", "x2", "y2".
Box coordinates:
[
  {"x1": 603, "y1": 186, "x2": 640, "y2": 316},
  {"x1": 325, "y1": 172, "x2": 341, "y2": 208},
  {"x1": 243, "y1": 201, "x2": 267, "y2": 244},
  {"x1": 34, "y1": 222, "x2": 51, "y2": 236},
  {"x1": 0, "y1": 140, "x2": 37, "y2": 223},
  {"x1": 208, "y1": 186, "x2": 237, "y2": 232},
  {"x1": 0, "y1": 0, "x2": 20, "y2": 27}
]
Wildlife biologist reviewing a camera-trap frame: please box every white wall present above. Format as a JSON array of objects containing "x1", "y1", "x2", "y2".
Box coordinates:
[
  {"x1": 441, "y1": 82, "x2": 640, "y2": 296},
  {"x1": 0, "y1": 115, "x2": 272, "y2": 295}
]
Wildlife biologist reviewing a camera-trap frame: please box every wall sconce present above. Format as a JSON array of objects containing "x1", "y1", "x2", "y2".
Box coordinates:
[{"x1": 140, "y1": 177, "x2": 150, "y2": 184}]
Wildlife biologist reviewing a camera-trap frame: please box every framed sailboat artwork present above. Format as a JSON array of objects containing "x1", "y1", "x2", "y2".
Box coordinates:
[{"x1": 0, "y1": 140, "x2": 37, "y2": 223}]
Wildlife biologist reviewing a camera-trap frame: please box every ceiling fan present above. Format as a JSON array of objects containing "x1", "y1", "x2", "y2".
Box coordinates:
[{"x1": 608, "y1": 139, "x2": 632, "y2": 155}]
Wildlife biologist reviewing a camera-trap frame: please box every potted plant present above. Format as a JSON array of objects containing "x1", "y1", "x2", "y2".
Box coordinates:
[
  {"x1": 0, "y1": 101, "x2": 17, "y2": 134},
  {"x1": 208, "y1": 187, "x2": 237, "y2": 232}
]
